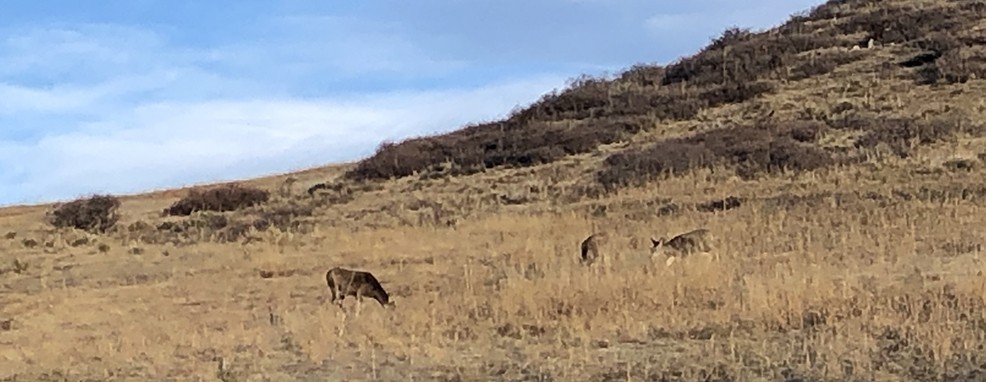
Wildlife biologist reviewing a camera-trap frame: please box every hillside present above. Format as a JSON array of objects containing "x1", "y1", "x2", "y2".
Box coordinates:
[{"x1": 3, "y1": 0, "x2": 986, "y2": 380}]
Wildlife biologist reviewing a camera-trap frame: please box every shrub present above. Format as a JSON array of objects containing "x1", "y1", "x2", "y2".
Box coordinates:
[
  {"x1": 943, "y1": 159, "x2": 976, "y2": 172},
  {"x1": 346, "y1": 118, "x2": 647, "y2": 181},
  {"x1": 854, "y1": 117, "x2": 961, "y2": 157},
  {"x1": 835, "y1": 5, "x2": 955, "y2": 44},
  {"x1": 661, "y1": 24, "x2": 842, "y2": 89},
  {"x1": 48, "y1": 195, "x2": 121, "y2": 233},
  {"x1": 789, "y1": 50, "x2": 865, "y2": 81},
  {"x1": 598, "y1": 122, "x2": 836, "y2": 189},
  {"x1": 163, "y1": 185, "x2": 270, "y2": 216},
  {"x1": 786, "y1": 120, "x2": 828, "y2": 143},
  {"x1": 617, "y1": 64, "x2": 665, "y2": 87},
  {"x1": 692, "y1": 125, "x2": 833, "y2": 179},
  {"x1": 597, "y1": 141, "x2": 715, "y2": 190},
  {"x1": 696, "y1": 196, "x2": 744, "y2": 213},
  {"x1": 736, "y1": 138, "x2": 833, "y2": 179},
  {"x1": 914, "y1": 49, "x2": 986, "y2": 85}
]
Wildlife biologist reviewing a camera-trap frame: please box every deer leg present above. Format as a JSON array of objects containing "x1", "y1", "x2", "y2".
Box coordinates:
[
  {"x1": 334, "y1": 289, "x2": 347, "y2": 308},
  {"x1": 355, "y1": 290, "x2": 364, "y2": 317}
]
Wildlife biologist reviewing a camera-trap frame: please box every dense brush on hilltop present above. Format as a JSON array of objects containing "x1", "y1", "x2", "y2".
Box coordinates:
[{"x1": 343, "y1": 0, "x2": 986, "y2": 191}]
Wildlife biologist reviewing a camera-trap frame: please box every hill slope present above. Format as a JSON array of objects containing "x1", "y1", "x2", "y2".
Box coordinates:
[
  {"x1": 3, "y1": 0, "x2": 986, "y2": 380},
  {"x1": 343, "y1": 0, "x2": 986, "y2": 186}
]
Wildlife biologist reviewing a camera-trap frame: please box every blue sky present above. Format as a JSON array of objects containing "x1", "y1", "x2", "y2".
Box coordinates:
[{"x1": 0, "y1": 0, "x2": 822, "y2": 206}]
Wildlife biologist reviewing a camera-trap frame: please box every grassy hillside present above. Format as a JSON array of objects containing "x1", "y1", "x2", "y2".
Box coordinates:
[{"x1": 3, "y1": 0, "x2": 986, "y2": 380}]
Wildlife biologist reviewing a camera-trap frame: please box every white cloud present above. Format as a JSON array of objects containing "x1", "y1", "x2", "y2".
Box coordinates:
[
  {"x1": 0, "y1": 19, "x2": 520, "y2": 205},
  {"x1": 0, "y1": 74, "x2": 567, "y2": 206},
  {"x1": 0, "y1": 24, "x2": 176, "y2": 82},
  {"x1": 263, "y1": 15, "x2": 469, "y2": 78}
]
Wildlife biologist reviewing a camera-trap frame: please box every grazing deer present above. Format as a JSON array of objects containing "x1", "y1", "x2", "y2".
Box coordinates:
[
  {"x1": 580, "y1": 232, "x2": 609, "y2": 266},
  {"x1": 650, "y1": 228, "x2": 717, "y2": 267},
  {"x1": 325, "y1": 267, "x2": 394, "y2": 308}
]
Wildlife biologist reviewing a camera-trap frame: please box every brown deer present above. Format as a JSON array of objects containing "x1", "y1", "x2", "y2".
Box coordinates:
[
  {"x1": 650, "y1": 228, "x2": 717, "y2": 267},
  {"x1": 325, "y1": 267, "x2": 394, "y2": 308},
  {"x1": 579, "y1": 232, "x2": 610, "y2": 265}
]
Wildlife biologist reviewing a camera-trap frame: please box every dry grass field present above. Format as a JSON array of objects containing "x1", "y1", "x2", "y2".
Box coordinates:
[
  {"x1": 3, "y1": 164, "x2": 986, "y2": 381},
  {"x1": 4, "y1": 0, "x2": 986, "y2": 380}
]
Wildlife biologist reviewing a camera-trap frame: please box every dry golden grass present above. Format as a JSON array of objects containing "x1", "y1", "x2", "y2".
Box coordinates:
[{"x1": 2, "y1": 158, "x2": 986, "y2": 381}]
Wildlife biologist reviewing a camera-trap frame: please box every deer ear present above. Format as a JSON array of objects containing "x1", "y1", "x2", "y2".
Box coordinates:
[{"x1": 650, "y1": 238, "x2": 661, "y2": 247}]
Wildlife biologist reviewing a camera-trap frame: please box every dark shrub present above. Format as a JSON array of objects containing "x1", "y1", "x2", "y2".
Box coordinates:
[
  {"x1": 48, "y1": 195, "x2": 121, "y2": 233},
  {"x1": 901, "y1": 51, "x2": 942, "y2": 69},
  {"x1": 307, "y1": 181, "x2": 350, "y2": 197},
  {"x1": 662, "y1": 23, "x2": 842, "y2": 89},
  {"x1": 617, "y1": 64, "x2": 665, "y2": 87},
  {"x1": 787, "y1": 120, "x2": 828, "y2": 143},
  {"x1": 346, "y1": 118, "x2": 647, "y2": 181},
  {"x1": 598, "y1": 122, "x2": 835, "y2": 188},
  {"x1": 738, "y1": 139, "x2": 833, "y2": 179},
  {"x1": 943, "y1": 159, "x2": 976, "y2": 172},
  {"x1": 914, "y1": 49, "x2": 986, "y2": 85},
  {"x1": 306, "y1": 183, "x2": 329, "y2": 196},
  {"x1": 697, "y1": 196, "x2": 744, "y2": 213},
  {"x1": 345, "y1": 138, "x2": 442, "y2": 181},
  {"x1": 697, "y1": 81, "x2": 774, "y2": 106},
  {"x1": 913, "y1": 33, "x2": 962, "y2": 55},
  {"x1": 69, "y1": 237, "x2": 89, "y2": 247},
  {"x1": 163, "y1": 185, "x2": 270, "y2": 216},
  {"x1": 789, "y1": 50, "x2": 865, "y2": 81},
  {"x1": 597, "y1": 141, "x2": 715, "y2": 190},
  {"x1": 693, "y1": 126, "x2": 833, "y2": 179},
  {"x1": 836, "y1": 6, "x2": 955, "y2": 44},
  {"x1": 538, "y1": 76, "x2": 610, "y2": 120},
  {"x1": 854, "y1": 117, "x2": 962, "y2": 157},
  {"x1": 252, "y1": 218, "x2": 271, "y2": 231}
]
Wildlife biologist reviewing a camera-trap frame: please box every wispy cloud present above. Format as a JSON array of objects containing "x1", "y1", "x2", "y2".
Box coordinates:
[{"x1": 0, "y1": 75, "x2": 566, "y2": 205}]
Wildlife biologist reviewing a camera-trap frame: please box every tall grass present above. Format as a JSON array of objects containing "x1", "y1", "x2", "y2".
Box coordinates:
[{"x1": 2, "y1": 194, "x2": 983, "y2": 380}]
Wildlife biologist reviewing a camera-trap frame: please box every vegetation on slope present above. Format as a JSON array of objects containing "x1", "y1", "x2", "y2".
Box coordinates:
[
  {"x1": 344, "y1": 0, "x2": 986, "y2": 191},
  {"x1": 47, "y1": 195, "x2": 121, "y2": 233},
  {"x1": 162, "y1": 184, "x2": 270, "y2": 216}
]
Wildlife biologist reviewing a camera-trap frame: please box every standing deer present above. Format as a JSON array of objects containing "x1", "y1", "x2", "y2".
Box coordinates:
[
  {"x1": 650, "y1": 228, "x2": 717, "y2": 267},
  {"x1": 325, "y1": 267, "x2": 394, "y2": 308}
]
